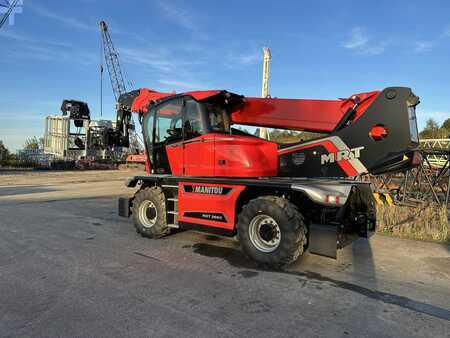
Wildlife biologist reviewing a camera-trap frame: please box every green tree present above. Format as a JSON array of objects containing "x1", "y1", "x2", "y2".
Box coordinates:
[
  {"x1": 0, "y1": 140, "x2": 9, "y2": 163},
  {"x1": 419, "y1": 118, "x2": 446, "y2": 139},
  {"x1": 441, "y1": 118, "x2": 450, "y2": 132},
  {"x1": 23, "y1": 136, "x2": 42, "y2": 150}
]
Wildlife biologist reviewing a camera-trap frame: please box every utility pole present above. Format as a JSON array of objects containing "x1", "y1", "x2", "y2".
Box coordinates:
[{"x1": 260, "y1": 47, "x2": 271, "y2": 140}]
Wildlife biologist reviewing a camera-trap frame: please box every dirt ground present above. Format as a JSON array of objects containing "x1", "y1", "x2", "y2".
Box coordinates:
[{"x1": 0, "y1": 170, "x2": 449, "y2": 337}]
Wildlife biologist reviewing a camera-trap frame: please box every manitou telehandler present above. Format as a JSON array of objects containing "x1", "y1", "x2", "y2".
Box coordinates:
[{"x1": 116, "y1": 87, "x2": 421, "y2": 268}]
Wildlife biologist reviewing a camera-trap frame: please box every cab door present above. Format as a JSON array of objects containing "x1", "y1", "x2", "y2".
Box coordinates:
[
  {"x1": 182, "y1": 99, "x2": 215, "y2": 176},
  {"x1": 142, "y1": 98, "x2": 184, "y2": 174}
]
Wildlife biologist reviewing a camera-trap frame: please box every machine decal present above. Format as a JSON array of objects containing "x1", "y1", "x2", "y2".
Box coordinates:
[
  {"x1": 321, "y1": 146, "x2": 365, "y2": 165},
  {"x1": 183, "y1": 212, "x2": 227, "y2": 223},
  {"x1": 178, "y1": 182, "x2": 246, "y2": 230},
  {"x1": 278, "y1": 136, "x2": 368, "y2": 176},
  {"x1": 183, "y1": 185, "x2": 232, "y2": 195}
]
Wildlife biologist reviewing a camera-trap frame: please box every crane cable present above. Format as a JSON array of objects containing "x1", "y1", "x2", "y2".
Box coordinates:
[{"x1": 99, "y1": 26, "x2": 104, "y2": 117}]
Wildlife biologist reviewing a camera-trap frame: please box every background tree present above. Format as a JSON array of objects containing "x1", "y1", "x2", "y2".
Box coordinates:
[
  {"x1": 23, "y1": 136, "x2": 43, "y2": 150},
  {"x1": 419, "y1": 118, "x2": 448, "y2": 139},
  {"x1": 0, "y1": 140, "x2": 9, "y2": 163},
  {"x1": 269, "y1": 129, "x2": 324, "y2": 143},
  {"x1": 441, "y1": 118, "x2": 450, "y2": 133}
]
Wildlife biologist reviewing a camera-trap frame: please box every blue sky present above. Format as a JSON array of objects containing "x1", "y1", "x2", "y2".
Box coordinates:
[{"x1": 1, "y1": 0, "x2": 449, "y2": 150}]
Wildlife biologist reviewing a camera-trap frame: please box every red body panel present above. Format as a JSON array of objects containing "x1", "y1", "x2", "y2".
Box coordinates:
[
  {"x1": 183, "y1": 135, "x2": 215, "y2": 176},
  {"x1": 231, "y1": 91, "x2": 380, "y2": 132},
  {"x1": 165, "y1": 134, "x2": 278, "y2": 177},
  {"x1": 145, "y1": 158, "x2": 151, "y2": 175},
  {"x1": 232, "y1": 98, "x2": 343, "y2": 132},
  {"x1": 131, "y1": 89, "x2": 174, "y2": 113},
  {"x1": 130, "y1": 88, "x2": 222, "y2": 113},
  {"x1": 178, "y1": 182, "x2": 246, "y2": 230},
  {"x1": 165, "y1": 143, "x2": 184, "y2": 175},
  {"x1": 213, "y1": 134, "x2": 278, "y2": 177},
  {"x1": 184, "y1": 90, "x2": 222, "y2": 101}
]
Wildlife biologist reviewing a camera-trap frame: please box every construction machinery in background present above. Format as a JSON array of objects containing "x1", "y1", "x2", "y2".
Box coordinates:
[
  {"x1": 41, "y1": 20, "x2": 144, "y2": 167},
  {"x1": 43, "y1": 100, "x2": 127, "y2": 165},
  {"x1": 99, "y1": 20, "x2": 144, "y2": 161},
  {"x1": 0, "y1": 0, "x2": 19, "y2": 30},
  {"x1": 115, "y1": 85, "x2": 421, "y2": 267}
]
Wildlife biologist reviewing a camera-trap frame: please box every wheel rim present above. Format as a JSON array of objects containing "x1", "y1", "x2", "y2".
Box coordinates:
[
  {"x1": 139, "y1": 200, "x2": 158, "y2": 228},
  {"x1": 248, "y1": 214, "x2": 281, "y2": 253}
]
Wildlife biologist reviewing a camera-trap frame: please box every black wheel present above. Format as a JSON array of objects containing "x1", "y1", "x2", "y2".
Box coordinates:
[
  {"x1": 237, "y1": 196, "x2": 307, "y2": 269},
  {"x1": 132, "y1": 186, "x2": 169, "y2": 238}
]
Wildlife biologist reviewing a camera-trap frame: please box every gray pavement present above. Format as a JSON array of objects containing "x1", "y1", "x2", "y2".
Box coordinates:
[{"x1": 0, "y1": 171, "x2": 449, "y2": 337}]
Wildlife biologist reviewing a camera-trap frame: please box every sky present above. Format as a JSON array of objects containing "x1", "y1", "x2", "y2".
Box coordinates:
[{"x1": 0, "y1": 0, "x2": 449, "y2": 151}]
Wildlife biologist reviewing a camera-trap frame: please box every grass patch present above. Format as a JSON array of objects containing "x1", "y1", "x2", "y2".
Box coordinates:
[{"x1": 376, "y1": 203, "x2": 449, "y2": 242}]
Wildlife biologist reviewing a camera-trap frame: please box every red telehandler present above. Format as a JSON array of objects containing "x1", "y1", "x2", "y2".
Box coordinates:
[{"x1": 116, "y1": 86, "x2": 421, "y2": 268}]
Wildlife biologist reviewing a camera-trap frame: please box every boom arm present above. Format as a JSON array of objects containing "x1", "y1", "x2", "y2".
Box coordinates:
[
  {"x1": 116, "y1": 88, "x2": 381, "y2": 134},
  {"x1": 230, "y1": 91, "x2": 380, "y2": 133}
]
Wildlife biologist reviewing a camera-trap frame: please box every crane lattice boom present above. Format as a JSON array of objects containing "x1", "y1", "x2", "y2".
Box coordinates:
[
  {"x1": 0, "y1": 0, "x2": 19, "y2": 30},
  {"x1": 100, "y1": 20, "x2": 127, "y2": 101}
]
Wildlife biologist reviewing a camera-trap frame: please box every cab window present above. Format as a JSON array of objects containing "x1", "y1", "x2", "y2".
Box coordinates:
[
  {"x1": 183, "y1": 100, "x2": 230, "y2": 139},
  {"x1": 143, "y1": 109, "x2": 155, "y2": 151},
  {"x1": 184, "y1": 100, "x2": 205, "y2": 139},
  {"x1": 204, "y1": 103, "x2": 230, "y2": 133},
  {"x1": 155, "y1": 99, "x2": 183, "y2": 143}
]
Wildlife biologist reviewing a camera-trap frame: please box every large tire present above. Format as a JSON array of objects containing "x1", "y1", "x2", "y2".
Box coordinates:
[
  {"x1": 237, "y1": 196, "x2": 307, "y2": 269},
  {"x1": 132, "y1": 186, "x2": 169, "y2": 238}
]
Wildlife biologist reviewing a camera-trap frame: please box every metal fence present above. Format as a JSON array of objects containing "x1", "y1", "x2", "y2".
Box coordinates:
[
  {"x1": 367, "y1": 148, "x2": 449, "y2": 206},
  {"x1": 419, "y1": 138, "x2": 450, "y2": 167}
]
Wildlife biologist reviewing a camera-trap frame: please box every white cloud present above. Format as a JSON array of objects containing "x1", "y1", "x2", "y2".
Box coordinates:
[
  {"x1": 344, "y1": 27, "x2": 385, "y2": 56},
  {"x1": 414, "y1": 41, "x2": 434, "y2": 53},
  {"x1": 344, "y1": 27, "x2": 368, "y2": 49},
  {"x1": 0, "y1": 29, "x2": 72, "y2": 48},
  {"x1": 29, "y1": 3, "x2": 95, "y2": 31},
  {"x1": 120, "y1": 47, "x2": 177, "y2": 73},
  {"x1": 440, "y1": 26, "x2": 450, "y2": 38},
  {"x1": 0, "y1": 26, "x2": 95, "y2": 66},
  {"x1": 120, "y1": 45, "x2": 204, "y2": 76},
  {"x1": 413, "y1": 26, "x2": 450, "y2": 53},
  {"x1": 158, "y1": 79, "x2": 206, "y2": 90},
  {"x1": 155, "y1": 1, "x2": 209, "y2": 41},
  {"x1": 2, "y1": 42, "x2": 96, "y2": 65},
  {"x1": 157, "y1": 1, "x2": 197, "y2": 31},
  {"x1": 229, "y1": 51, "x2": 261, "y2": 65}
]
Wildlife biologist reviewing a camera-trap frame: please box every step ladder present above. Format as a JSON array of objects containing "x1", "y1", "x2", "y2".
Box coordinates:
[{"x1": 162, "y1": 184, "x2": 179, "y2": 229}]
